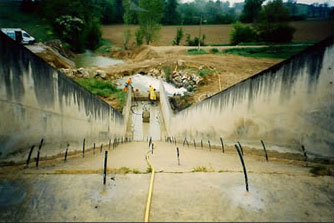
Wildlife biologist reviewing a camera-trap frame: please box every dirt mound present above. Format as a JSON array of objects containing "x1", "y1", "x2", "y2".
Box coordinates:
[
  {"x1": 44, "y1": 39, "x2": 75, "y2": 59},
  {"x1": 132, "y1": 46, "x2": 160, "y2": 61},
  {"x1": 25, "y1": 42, "x2": 75, "y2": 69}
]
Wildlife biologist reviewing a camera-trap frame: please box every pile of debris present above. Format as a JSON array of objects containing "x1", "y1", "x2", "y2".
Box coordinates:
[
  {"x1": 170, "y1": 71, "x2": 203, "y2": 91},
  {"x1": 59, "y1": 68, "x2": 116, "y2": 79}
]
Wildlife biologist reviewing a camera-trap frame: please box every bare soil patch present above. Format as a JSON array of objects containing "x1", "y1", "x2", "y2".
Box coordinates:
[{"x1": 102, "y1": 21, "x2": 333, "y2": 47}]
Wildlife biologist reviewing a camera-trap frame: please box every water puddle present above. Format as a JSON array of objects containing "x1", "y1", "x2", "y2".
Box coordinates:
[{"x1": 73, "y1": 50, "x2": 124, "y2": 68}]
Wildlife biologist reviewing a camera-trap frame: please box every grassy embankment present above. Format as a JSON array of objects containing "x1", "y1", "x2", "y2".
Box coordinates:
[
  {"x1": 75, "y1": 78, "x2": 126, "y2": 110},
  {"x1": 187, "y1": 44, "x2": 312, "y2": 59}
]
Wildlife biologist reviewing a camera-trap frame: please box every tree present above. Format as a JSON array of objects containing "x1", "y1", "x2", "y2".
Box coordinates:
[
  {"x1": 256, "y1": 0, "x2": 295, "y2": 43},
  {"x1": 122, "y1": 0, "x2": 136, "y2": 49},
  {"x1": 162, "y1": 0, "x2": 181, "y2": 25},
  {"x1": 42, "y1": 0, "x2": 102, "y2": 52},
  {"x1": 138, "y1": 0, "x2": 164, "y2": 45},
  {"x1": 172, "y1": 27, "x2": 184, "y2": 45},
  {"x1": 240, "y1": 0, "x2": 264, "y2": 23},
  {"x1": 230, "y1": 21, "x2": 257, "y2": 45}
]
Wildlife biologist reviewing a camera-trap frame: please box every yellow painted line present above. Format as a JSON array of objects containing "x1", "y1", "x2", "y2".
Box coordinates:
[{"x1": 144, "y1": 150, "x2": 155, "y2": 222}]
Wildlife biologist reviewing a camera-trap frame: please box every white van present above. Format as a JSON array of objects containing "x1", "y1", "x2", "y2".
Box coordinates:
[{"x1": 1, "y1": 28, "x2": 35, "y2": 44}]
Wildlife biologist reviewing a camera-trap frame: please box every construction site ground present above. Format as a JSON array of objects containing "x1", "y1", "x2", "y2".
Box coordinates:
[{"x1": 1, "y1": 141, "x2": 333, "y2": 222}]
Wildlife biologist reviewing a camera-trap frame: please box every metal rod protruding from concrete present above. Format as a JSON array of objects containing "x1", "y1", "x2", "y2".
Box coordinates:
[
  {"x1": 82, "y1": 138, "x2": 86, "y2": 158},
  {"x1": 194, "y1": 139, "x2": 196, "y2": 149},
  {"x1": 201, "y1": 139, "x2": 203, "y2": 148},
  {"x1": 301, "y1": 145, "x2": 307, "y2": 161},
  {"x1": 93, "y1": 143, "x2": 96, "y2": 154},
  {"x1": 64, "y1": 144, "x2": 69, "y2": 162},
  {"x1": 260, "y1": 140, "x2": 269, "y2": 161},
  {"x1": 25, "y1": 145, "x2": 35, "y2": 168},
  {"x1": 36, "y1": 138, "x2": 44, "y2": 168},
  {"x1": 108, "y1": 139, "x2": 111, "y2": 150},
  {"x1": 176, "y1": 147, "x2": 180, "y2": 165},
  {"x1": 237, "y1": 141, "x2": 244, "y2": 156},
  {"x1": 149, "y1": 137, "x2": 152, "y2": 148},
  {"x1": 220, "y1": 137, "x2": 224, "y2": 153},
  {"x1": 103, "y1": 151, "x2": 108, "y2": 185},
  {"x1": 208, "y1": 140, "x2": 211, "y2": 151},
  {"x1": 234, "y1": 144, "x2": 249, "y2": 192},
  {"x1": 152, "y1": 143, "x2": 154, "y2": 154},
  {"x1": 100, "y1": 144, "x2": 103, "y2": 153}
]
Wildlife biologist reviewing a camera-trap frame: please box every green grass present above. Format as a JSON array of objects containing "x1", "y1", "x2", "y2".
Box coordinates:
[
  {"x1": 310, "y1": 165, "x2": 331, "y2": 176},
  {"x1": 221, "y1": 45, "x2": 310, "y2": 59},
  {"x1": 95, "y1": 39, "x2": 114, "y2": 54},
  {"x1": 0, "y1": 2, "x2": 57, "y2": 43},
  {"x1": 187, "y1": 49, "x2": 208, "y2": 55},
  {"x1": 146, "y1": 167, "x2": 152, "y2": 173},
  {"x1": 192, "y1": 166, "x2": 215, "y2": 172},
  {"x1": 210, "y1": 48, "x2": 219, "y2": 53},
  {"x1": 198, "y1": 69, "x2": 214, "y2": 77},
  {"x1": 75, "y1": 78, "x2": 126, "y2": 107}
]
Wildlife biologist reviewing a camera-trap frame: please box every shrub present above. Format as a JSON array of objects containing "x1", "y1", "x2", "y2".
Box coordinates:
[
  {"x1": 135, "y1": 28, "x2": 143, "y2": 46},
  {"x1": 258, "y1": 24, "x2": 295, "y2": 43},
  {"x1": 54, "y1": 15, "x2": 85, "y2": 51},
  {"x1": 210, "y1": 48, "x2": 219, "y2": 53},
  {"x1": 187, "y1": 49, "x2": 208, "y2": 55},
  {"x1": 186, "y1": 34, "x2": 206, "y2": 46},
  {"x1": 123, "y1": 29, "x2": 132, "y2": 50},
  {"x1": 163, "y1": 66, "x2": 172, "y2": 82},
  {"x1": 85, "y1": 18, "x2": 102, "y2": 50},
  {"x1": 230, "y1": 21, "x2": 258, "y2": 45},
  {"x1": 172, "y1": 27, "x2": 184, "y2": 45},
  {"x1": 256, "y1": 0, "x2": 296, "y2": 43}
]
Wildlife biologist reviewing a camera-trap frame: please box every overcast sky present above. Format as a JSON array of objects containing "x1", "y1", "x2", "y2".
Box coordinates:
[{"x1": 180, "y1": 0, "x2": 334, "y2": 6}]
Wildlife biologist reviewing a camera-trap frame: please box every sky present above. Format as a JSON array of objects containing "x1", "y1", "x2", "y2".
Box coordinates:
[{"x1": 181, "y1": 0, "x2": 334, "y2": 6}]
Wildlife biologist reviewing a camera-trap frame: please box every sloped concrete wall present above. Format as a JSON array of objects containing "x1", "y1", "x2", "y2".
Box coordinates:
[
  {"x1": 0, "y1": 32, "x2": 127, "y2": 162},
  {"x1": 168, "y1": 37, "x2": 334, "y2": 157},
  {"x1": 159, "y1": 81, "x2": 173, "y2": 136}
]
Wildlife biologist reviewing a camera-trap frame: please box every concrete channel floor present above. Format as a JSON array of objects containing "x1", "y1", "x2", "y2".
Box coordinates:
[{"x1": 0, "y1": 141, "x2": 334, "y2": 222}]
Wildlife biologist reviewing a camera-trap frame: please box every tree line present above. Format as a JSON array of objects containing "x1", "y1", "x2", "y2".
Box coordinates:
[{"x1": 19, "y1": 0, "x2": 334, "y2": 52}]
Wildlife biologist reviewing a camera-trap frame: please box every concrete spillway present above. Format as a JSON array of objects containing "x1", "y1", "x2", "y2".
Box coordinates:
[{"x1": 127, "y1": 99, "x2": 167, "y2": 141}]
